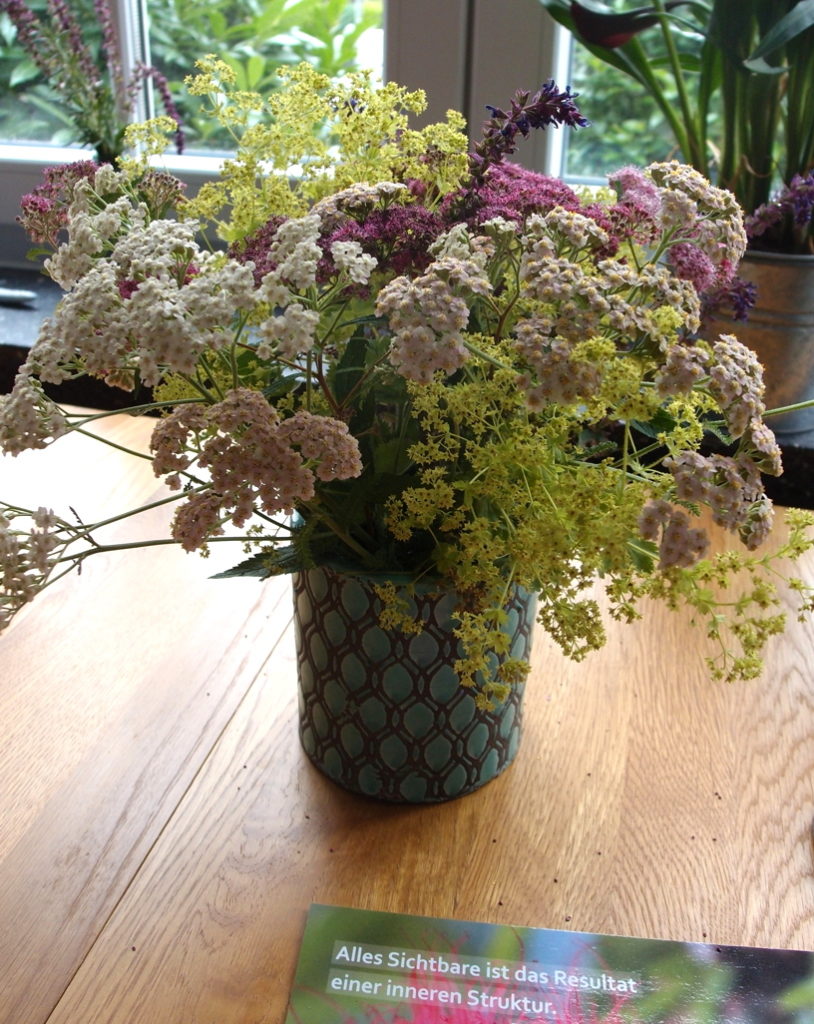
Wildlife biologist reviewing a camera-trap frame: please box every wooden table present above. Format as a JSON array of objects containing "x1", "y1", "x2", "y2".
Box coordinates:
[{"x1": 2, "y1": 412, "x2": 814, "y2": 1024}]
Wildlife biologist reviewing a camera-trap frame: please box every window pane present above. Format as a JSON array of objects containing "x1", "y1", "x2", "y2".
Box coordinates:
[
  {"x1": 559, "y1": 5, "x2": 716, "y2": 181},
  {"x1": 146, "y1": 0, "x2": 384, "y2": 152},
  {"x1": 0, "y1": 0, "x2": 383, "y2": 152},
  {"x1": 0, "y1": 0, "x2": 107, "y2": 146}
]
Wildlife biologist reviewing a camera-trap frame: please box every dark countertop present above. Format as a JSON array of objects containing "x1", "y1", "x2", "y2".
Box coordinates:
[
  {"x1": 0, "y1": 266, "x2": 61, "y2": 349},
  {"x1": 0, "y1": 266, "x2": 151, "y2": 409}
]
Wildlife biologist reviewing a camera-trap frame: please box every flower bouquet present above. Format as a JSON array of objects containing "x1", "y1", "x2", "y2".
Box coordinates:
[{"x1": 2, "y1": 60, "x2": 813, "y2": 709}]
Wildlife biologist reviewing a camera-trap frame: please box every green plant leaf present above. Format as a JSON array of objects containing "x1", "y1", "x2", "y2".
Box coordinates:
[
  {"x1": 702, "y1": 418, "x2": 734, "y2": 446},
  {"x1": 628, "y1": 538, "x2": 658, "y2": 573},
  {"x1": 211, "y1": 542, "x2": 309, "y2": 579},
  {"x1": 746, "y1": 0, "x2": 814, "y2": 65},
  {"x1": 211, "y1": 553, "x2": 274, "y2": 579},
  {"x1": 631, "y1": 408, "x2": 679, "y2": 439},
  {"x1": 9, "y1": 57, "x2": 41, "y2": 87},
  {"x1": 372, "y1": 438, "x2": 413, "y2": 476},
  {"x1": 329, "y1": 334, "x2": 369, "y2": 409},
  {"x1": 245, "y1": 54, "x2": 266, "y2": 90}
]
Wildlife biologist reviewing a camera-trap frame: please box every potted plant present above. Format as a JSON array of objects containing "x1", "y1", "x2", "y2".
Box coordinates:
[
  {"x1": 2, "y1": 61, "x2": 813, "y2": 801},
  {"x1": 540, "y1": 0, "x2": 814, "y2": 442}
]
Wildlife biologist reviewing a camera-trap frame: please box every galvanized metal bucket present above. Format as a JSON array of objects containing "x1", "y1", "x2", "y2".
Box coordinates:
[{"x1": 734, "y1": 252, "x2": 814, "y2": 446}]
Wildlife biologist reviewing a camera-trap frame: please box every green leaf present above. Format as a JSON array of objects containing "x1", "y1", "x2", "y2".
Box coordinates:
[
  {"x1": 747, "y1": 0, "x2": 814, "y2": 65},
  {"x1": 631, "y1": 408, "x2": 678, "y2": 439},
  {"x1": 211, "y1": 554, "x2": 274, "y2": 579},
  {"x1": 211, "y1": 542, "x2": 310, "y2": 579},
  {"x1": 207, "y1": 9, "x2": 228, "y2": 40},
  {"x1": 372, "y1": 437, "x2": 413, "y2": 476},
  {"x1": 9, "y1": 58, "x2": 41, "y2": 87},
  {"x1": 262, "y1": 372, "x2": 299, "y2": 401},
  {"x1": 246, "y1": 54, "x2": 266, "y2": 90},
  {"x1": 331, "y1": 332, "x2": 369, "y2": 405},
  {"x1": 702, "y1": 418, "x2": 734, "y2": 446},
  {"x1": 628, "y1": 538, "x2": 658, "y2": 573}
]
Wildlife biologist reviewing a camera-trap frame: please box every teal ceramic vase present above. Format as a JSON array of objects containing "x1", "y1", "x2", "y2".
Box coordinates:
[{"x1": 293, "y1": 566, "x2": 536, "y2": 803}]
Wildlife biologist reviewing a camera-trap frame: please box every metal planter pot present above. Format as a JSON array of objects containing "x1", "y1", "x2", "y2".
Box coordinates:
[{"x1": 735, "y1": 251, "x2": 814, "y2": 446}]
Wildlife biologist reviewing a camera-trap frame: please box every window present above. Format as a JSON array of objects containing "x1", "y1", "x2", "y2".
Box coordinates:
[
  {"x1": 556, "y1": 0, "x2": 715, "y2": 183},
  {"x1": 0, "y1": 0, "x2": 560, "y2": 262}
]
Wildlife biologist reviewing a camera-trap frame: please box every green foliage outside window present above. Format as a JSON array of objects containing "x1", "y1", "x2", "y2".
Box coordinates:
[
  {"x1": 0, "y1": 0, "x2": 103, "y2": 145},
  {"x1": 561, "y1": 0, "x2": 722, "y2": 181},
  {"x1": 148, "y1": 0, "x2": 382, "y2": 149},
  {"x1": 0, "y1": 0, "x2": 382, "y2": 151}
]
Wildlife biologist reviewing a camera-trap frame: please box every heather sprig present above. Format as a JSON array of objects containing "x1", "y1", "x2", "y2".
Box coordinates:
[
  {"x1": 469, "y1": 81, "x2": 590, "y2": 186},
  {"x1": 0, "y1": 0, "x2": 183, "y2": 162}
]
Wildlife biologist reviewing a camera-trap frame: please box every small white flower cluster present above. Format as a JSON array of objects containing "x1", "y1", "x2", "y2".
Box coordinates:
[
  {"x1": 46, "y1": 195, "x2": 146, "y2": 289},
  {"x1": 22, "y1": 221, "x2": 257, "y2": 389},
  {"x1": 512, "y1": 215, "x2": 706, "y2": 412},
  {"x1": 514, "y1": 319, "x2": 600, "y2": 408},
  {"x1": 637, "y1": 498, "x2": 710, "y2": 569},
  {"x1": 376, "y1": 272, "x2": 471, "y2": 383},
  {"x1": 519, "y1": 210, "x2": 609, "y2": 284},
  {"x1": 376, "y1": 232, "x2": 492, "y2": 383},
  {"x1": 479, "y1": 216, "x2": 520, "y2": 240},
  {"x1": 655, "y1": 342, "x2": 709, "y2": 396},
  {"x1": 150, "y1": 389, "x2": 362, "y2": 552},
  {"x1": 667, "y1": 442, "x2": 778, "y2": 552},
  {"x1": 648, "y1": 161, "x2": 747, "y2": 282},
  {"x1": 521, "y1": 251, "x2": 582, "y2": 301},
  {"x1": 254, "y1": 216, "x2": 364, "y2": 361},
  {"x1": 519, "y1": 207, "x2": 703, "y2": 345},
  {"x1": 0, "y1": 376, "x2": 67, "y2": 456},
  {"x1": 0, "y1": 506, "x2": 62, "y2": 630},
  {"x1": 743, "y1": 419, "x2": 783, "y2": 476},
  {"x1": 276, "y1": 408, "x2": 363, "y2": 481},
  {"x1": 708, "y1": 334, "x2": 766, "y2": 438},
  {"x1": 539, "y1": 207, "x2": 611, "y2": 252},
  {"x1": 264, "y1": 214, "x2": 322, "y2": 291},
  {"x1": 254, "y1": 215, "x2": 337, "y2": 360},
  {"x1": 257, "y1": 303, "x2": 320, "y2": 360},
  {"x1": 666, "y1": 449, "x2": 776, "y2": 550},
  {"x1": 330, "y1": 240, "x2": 378, "y2": 285},
  {"x1": 633, "y1": 265, "x2": 701, "y2": 329}
]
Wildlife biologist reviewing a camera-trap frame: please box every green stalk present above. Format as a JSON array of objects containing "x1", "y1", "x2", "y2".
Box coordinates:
[
  {"x1": 71, "y1": 426, "x2": 155, "y2": 461},
  {"x1": 654, "y1": 0, "x2": 705, "y2": 171},
  {"x1": 302, "y1": 502, "x2": 378, "y2": 568},
  {"x1": 764, "y1": 398, "x2": 814, "y2": 418},
  {"x1": 72, "y1": 487, "x2": 203, "y2": 535}
]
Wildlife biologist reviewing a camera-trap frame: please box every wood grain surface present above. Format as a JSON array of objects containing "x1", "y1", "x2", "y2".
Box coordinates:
[{"x1": 2, "y1": 412, "x2": 814, "y2": 1024}]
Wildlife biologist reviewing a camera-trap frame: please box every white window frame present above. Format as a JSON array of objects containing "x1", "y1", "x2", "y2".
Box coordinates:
[{"x1": 0, "y1": 0, "x2": 564, "y2": 266}]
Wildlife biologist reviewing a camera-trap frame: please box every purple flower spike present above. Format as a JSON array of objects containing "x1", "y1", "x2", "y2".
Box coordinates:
[{"x1": 470, "y1": 81, "x2": 589, "y2": 185}]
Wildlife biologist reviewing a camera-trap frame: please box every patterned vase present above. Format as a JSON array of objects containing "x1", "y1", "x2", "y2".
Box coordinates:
[{"x1": 293, "y1": 566, "x2": 536, "y2": 803}]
